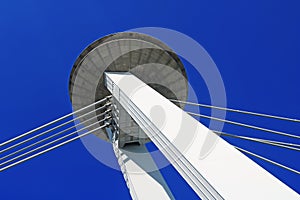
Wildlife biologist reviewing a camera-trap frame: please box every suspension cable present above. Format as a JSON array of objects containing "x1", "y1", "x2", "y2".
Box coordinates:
[
  {"x1": 213, "y1": 130, "x2": 300, "y2": 152},
  {"x1": 0, "y1": 102, "x2": 111, "y2": 154},
  {"x1": 219, "y1": 131, "x2": 300, "y2": 148},
  {"x1": 0, "y1": 116, "x2": 110, "y2": 167},
  {"x1": 235, "y1": 146, "x2": 300, "y2": 175},
  {"x1": 258, "y1": 139, "x2": 300, "y2": 148},
  {"x1": 187, "y1": 112, "x2": 300, "y2": 139},
  {"x1": 0, "y1": 95, "x2": 112, "y2": 147},
  {"x1": 0, "y1": 109, "x2": 111, "y2": 161},
  {"x1": 0, "y1": 122, "x2": 110, "y2": 172},
  {"x1": 170, "y1": 99, "x2": 300, "y2": 123}
]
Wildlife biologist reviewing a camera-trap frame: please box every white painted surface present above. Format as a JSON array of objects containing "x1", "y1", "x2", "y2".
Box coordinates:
[
  {"x1": 114, "y1": 143, "x2": 174, "y2": 200},
  {"x1": 106, "y1": 72, "x2": 300, "y2": 200}
]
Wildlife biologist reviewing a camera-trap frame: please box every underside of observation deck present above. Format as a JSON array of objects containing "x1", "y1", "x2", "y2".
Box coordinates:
[{"x1": 68, "y1": 32, "x2": 188, "y2": 142}]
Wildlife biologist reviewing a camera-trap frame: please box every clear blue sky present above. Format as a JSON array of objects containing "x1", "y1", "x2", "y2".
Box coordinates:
[{"x1": 0, "y1": 0, "x2": 299, "y2": 199}]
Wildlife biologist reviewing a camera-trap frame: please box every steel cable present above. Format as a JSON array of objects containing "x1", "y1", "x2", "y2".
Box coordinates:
[
  {"x1": 170, "y1": 99, "x2": 300, "y2": 123},
  {"x1": 0, "y1": 109, "x2": 111, "y2": 161},
  {"x1": 187, "y1": 112, "x2": 300, "y2": 139},
  {"x1": 0, "y1": 102, "x2": 111, "y2": 154},
  {"x1": 213, "y1": 130, "x2": 300, "y2": 152},
  {"x1": 235, "y1": 146, "x2": 300, "y2": 175},
  {"x1": 0, "y1": 117, "x2": 111, "y2": 172},
  {"x1": 0, "y1": 95, "x2": 112, "y2": 147}
]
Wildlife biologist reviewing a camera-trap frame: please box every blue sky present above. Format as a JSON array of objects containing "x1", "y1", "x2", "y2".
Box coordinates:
[{"x1": 0, "y1": 0, "x2": 299, "y2": 199}]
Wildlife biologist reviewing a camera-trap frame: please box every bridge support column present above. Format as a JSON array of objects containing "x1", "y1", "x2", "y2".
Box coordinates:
[{"x1": 105, "y1": 71, "x2": 300, "y2": 200}]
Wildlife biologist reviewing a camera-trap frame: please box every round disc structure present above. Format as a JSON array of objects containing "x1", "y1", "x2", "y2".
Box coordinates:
[{"x1": 69, "y1": 32, "x2": 188, "y2": 141}]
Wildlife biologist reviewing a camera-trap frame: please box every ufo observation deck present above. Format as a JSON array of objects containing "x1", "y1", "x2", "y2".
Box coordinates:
[{"x1": 69, "y1": 32, "x2": 188, "y2": 142}]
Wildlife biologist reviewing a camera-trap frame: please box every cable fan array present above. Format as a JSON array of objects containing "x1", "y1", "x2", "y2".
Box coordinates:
[
  {"x1": 0, "y1": 96, "x2": 112, "y2": 172},
  {"x1": 170, "y1": 99, "x2": 300, "y2": 175},
  {"x1": 0, "y1": 95, "x2": 299, "y2": 176}
]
